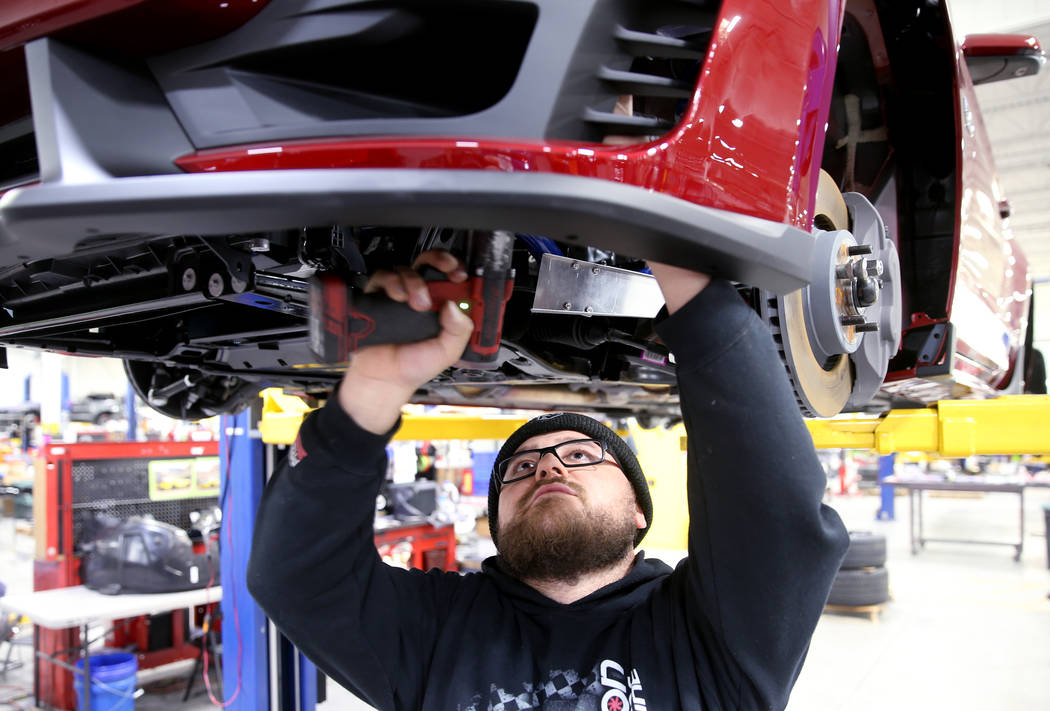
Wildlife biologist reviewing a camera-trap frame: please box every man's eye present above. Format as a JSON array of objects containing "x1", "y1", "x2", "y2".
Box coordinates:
[
  {"x1": 566, "y1": 449, "x2": 588, "y2": 461},
  {"x1": 513, "y1": 459, "x2": 535, "y2": 473}
]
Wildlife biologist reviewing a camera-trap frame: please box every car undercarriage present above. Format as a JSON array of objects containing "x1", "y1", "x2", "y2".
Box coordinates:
[{"x1": 0, "y1": 0, "x2": 1041, "y2": 421}]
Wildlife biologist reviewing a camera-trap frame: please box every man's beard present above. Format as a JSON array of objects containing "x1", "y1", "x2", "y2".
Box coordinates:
[{"x1": 497, "y1": 481, "x2": 638, "y2": 584}]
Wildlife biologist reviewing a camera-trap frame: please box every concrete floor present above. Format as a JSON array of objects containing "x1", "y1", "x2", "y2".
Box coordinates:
[
  {"x1": 788, "y1": 487, "x2": 1050, "y2": 711},
  {"x1": 3, "y1": 487, "x2": 1049, "y2": 710}
]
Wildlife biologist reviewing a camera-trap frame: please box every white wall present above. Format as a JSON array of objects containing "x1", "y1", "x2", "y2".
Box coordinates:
[
  {"x1": 65, "y1": 356, "x2": 128, "y2": 401},
  {"x1": 0, "y1": 348, "x2": 128, "y2": 421},
  {"x1": 0, "y1": 349, "x2": 42, "y2": 407},
  {"x1": 947, "y1": 0, "x2": 1050, "y2": 34}
]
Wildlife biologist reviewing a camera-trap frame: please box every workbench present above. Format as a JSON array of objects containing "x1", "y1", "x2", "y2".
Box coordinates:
[
  {"x1": 884, "y1": 476, "x2": 1029, "y2": 560},
  {"x1": 0, "y1": 585, "x2": 222, "y2": 710}
]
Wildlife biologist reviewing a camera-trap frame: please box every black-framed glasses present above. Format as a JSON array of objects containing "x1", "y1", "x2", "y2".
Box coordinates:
[{"x1": 495, "y1": 438, "x2": 619, "y2": 487}]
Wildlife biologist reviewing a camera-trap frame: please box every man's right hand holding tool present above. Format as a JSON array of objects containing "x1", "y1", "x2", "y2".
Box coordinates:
[{"x1": 332, "y1": 249, "x2": 475, "y2": 435}]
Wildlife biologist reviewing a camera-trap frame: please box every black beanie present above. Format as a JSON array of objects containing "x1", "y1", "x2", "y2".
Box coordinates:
[{"x1": 488, "y1": 413, "x2": 652, "y2": 549}]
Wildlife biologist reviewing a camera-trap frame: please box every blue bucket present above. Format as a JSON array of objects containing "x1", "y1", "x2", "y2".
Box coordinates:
[{"x1": 74, "y1": 653, "x2": 138, "y2": 711}]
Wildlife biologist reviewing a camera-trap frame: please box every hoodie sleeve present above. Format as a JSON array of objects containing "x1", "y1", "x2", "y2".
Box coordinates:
[
  {"x1": 246, "y1": 397, "x2": 455, "y2": 711},
  {"x1": 654, "y1": 280, "x2": 849, "y2": 710}
]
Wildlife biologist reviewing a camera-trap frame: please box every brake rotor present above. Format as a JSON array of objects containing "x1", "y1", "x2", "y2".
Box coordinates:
[
  {"x1": 760, "y1": 171, "x2": 901, "y2": 417},
  {"x1": 842, "y1": 191, "x2": 901, "y2": 411}
]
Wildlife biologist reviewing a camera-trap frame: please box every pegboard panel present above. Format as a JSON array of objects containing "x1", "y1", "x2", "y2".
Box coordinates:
[
  {"x1": 72, "y1": 496, "x2": 218, "y2": 548},
  {"x1": 70, "y1": 456, "x2": 217, "y2": 547},
  {"x1": 71, "y1": 458, "x2": 150, "y2": 504}
]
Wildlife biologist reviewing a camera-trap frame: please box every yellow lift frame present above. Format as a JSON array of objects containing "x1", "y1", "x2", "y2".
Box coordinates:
[
  {"x1": 261, "y1": 388, "x2": 1050, "y2": 456},
  {"x1": 258, "y1": 390, "x2": 1050, "y2": 552},
  {"x1": 804, "y1": 395, "x2": 1050, "y2": 456},
  {"x1": 259, "y1": 388, "x2": 531, "y2": 445}
]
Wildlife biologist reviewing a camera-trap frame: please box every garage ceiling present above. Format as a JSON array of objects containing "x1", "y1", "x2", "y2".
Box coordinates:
[{"x1": 970, "y1": 22, "x2": 1050, "y2": 282}]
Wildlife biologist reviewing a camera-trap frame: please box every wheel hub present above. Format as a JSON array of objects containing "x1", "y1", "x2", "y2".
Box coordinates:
[{"x1": 763, "y1": 191, "x2": 902, "y2": 417}]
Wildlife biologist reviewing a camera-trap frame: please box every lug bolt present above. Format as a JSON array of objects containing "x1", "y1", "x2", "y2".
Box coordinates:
[
  {"x1": 835, "y1": 263, "x2": 854, "y2": 280},
  {"x1": 571, "y1": 262, "x2": 580, "y2": 270},
  {"x1": 563, "y1": 301, "x2": 572, "y2": 310},
  {"x1": 864, "y1": 259, "x2": 884, "y2": 277},
  {"x1": 848, "y1": 245, "x2": 873, "y2": 256},
  {"x1": 592, "y1": 267, "x2": 601, "y2": 275},
  {"x1": 840, "y1": 315, "x2": 866, "y2": 326},
  {"x1": 207, "y1": 273, "x2": 225, "y2": 297},
  {"x1": 181, "y1": 268, "x2": 197, "y2": 292},
  {"x1": 856, "y1": 322, "x2": 879, "y2": 333},
  {"x1": 584, "y1": 306, "x2": 594, "y2": 313}
]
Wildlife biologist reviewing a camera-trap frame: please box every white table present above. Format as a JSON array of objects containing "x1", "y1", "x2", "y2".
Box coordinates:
[
  {"x1": 0, "y1": 585, "x2": 222, "y2": 710},
  {"x1": 0, "y1": 585, "x2": 222, "y2": 629}
]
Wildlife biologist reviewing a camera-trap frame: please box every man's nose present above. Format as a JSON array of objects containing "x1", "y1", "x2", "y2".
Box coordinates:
[{"x1": 535, "y1": 451, "x2": 564, "y2": 479}]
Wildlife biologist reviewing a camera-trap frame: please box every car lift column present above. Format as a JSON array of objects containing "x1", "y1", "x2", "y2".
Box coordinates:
[
  {"x1": 221, "y1": 408, "x2": 268, "y2": 709},
  {"x1": 125, "y1": 380, "x2": 137, "y2": 442},
  {"x1": 262, "y1": 437, "x2": 321, "y2": 711},
  {"x1": 221, "y1": 405, "x2": 320, "y2": 711},
  {"x1": 877, "y1": 454, "x2": 895, "y2": 520}
]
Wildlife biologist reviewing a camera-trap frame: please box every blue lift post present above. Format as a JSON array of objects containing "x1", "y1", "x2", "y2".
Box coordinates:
[
  {"x1": 60, "y1": 371, "x2": 70, "y2": 430},
  {"x1": 877, "y1": 453, "x2": 896, "y2": 520},
  {"x1": 265, "y1": 439, "x2": 321, "y2": 711},
  {"x1": 23, "y1": 375, "x2": 31, "y2": 451},
  {"x1": 220, "y1": 408, "x2": 269, "y2": 710},
  {"x1": 124, "y1": 380, "x2": 137, "y2": 442},
  {"x1": 220, "y1": 407, "x2": 320, "y2": 711},
  {"x1": 300, "y1": 655, "x2": 319, "y2": 710}
]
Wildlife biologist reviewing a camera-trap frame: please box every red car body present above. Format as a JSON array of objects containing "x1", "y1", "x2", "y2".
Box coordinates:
[{"x1": 0, "y1": 0, "x2": 1040, "y2": 419}]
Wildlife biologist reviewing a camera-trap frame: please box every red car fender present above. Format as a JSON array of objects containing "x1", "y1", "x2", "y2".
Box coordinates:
[
  {"x1": 950, "y1": 17, "x2": 1032, "y2": 389},
  {"x1": 176, "y1": 0, "x2": 848, "y2": 234}
]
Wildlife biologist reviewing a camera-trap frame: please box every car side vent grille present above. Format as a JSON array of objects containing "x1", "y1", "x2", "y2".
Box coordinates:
[{"x1": 585, "y1": 11, "x2": 714, "y2": 141}]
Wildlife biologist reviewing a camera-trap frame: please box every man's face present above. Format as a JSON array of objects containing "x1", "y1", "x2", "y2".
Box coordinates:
[{"x1": 496, "y1": 430, "x2": 646, "y2": 582}]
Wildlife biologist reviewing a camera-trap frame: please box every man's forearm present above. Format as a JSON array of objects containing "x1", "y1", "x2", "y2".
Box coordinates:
[
  {"x1": 657, "y1": 280, "x2": 848, "y2": 709},
  {"x1": 336, "y1": 299, "x2": 474, "y2": 435},
  {"x1": 338, "y1": 373, "x2": 415, "y2": 435},
  {"x1": 648, "y1": 262, "x2": 712, "y2": 314},
  {"x1": 248, "y1": 399, "x2": 395, "y2": 607}
]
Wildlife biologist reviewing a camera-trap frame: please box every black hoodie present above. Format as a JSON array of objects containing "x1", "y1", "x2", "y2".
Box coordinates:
[{"x1": 248, "y1": 280, "x2": 849, "y2": 711}]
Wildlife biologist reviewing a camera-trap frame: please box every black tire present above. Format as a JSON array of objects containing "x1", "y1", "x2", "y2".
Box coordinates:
[
  {"x1": 1025, "y1": 348, "x2": 1046, "y2": 394},
  {"x1": 840, "y1": 531, "x2": 887, "y2": 569},
  {"x1": 827, "y1": 566, "x2": 889, "y2": 607},
  {"x1": 1022, "y1": 294, "x2": 1045, "y2": 394}
]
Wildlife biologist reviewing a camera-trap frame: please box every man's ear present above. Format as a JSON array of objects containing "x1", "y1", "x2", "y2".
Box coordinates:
[{"x1": 635, "y1": 504, "x2": 646, "y2": 530}]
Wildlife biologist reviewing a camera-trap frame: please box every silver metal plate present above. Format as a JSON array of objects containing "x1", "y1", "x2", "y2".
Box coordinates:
[{"x1": 532, "y1": 254, "x2": 665, "y2": 317}]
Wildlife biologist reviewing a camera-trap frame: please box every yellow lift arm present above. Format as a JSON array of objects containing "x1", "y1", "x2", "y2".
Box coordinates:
[
  {"x1": 260, "y1": 388, "x2": 1050, "y2": 456},
  {"x1": 805, "y1": 395, "x2": 1050, "y2": 456},
  {"x1": 258, "y1": 388, "x2": 529, "y2": 444}
]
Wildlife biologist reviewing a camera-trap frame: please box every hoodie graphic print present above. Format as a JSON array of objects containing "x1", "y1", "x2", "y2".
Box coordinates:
[{"x1": 461, "y1": 659, "x2": 646, "y2": 711}]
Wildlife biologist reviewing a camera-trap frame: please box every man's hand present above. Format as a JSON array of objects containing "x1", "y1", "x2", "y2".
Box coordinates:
[
  {"x1": 337, "y1": 250, "x2": 474, "y2": 434},
  {"x1": 648, "y1": 262, "x2": 712, "y2": 314}
]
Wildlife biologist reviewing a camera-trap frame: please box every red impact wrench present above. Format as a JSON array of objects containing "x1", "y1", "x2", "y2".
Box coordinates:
[{"x1": 309, "y1": 231, "x2": 515, "y2": 364}]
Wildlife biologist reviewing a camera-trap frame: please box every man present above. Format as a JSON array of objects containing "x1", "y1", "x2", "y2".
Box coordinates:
[{"x1": 248, "y1": 251, "x2": 849, "y2": 711}]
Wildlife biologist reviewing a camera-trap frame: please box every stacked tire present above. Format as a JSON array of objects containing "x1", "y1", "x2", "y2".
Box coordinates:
[{"x1": 827, "y1": 531, "x2": 890, "y2": 607}]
